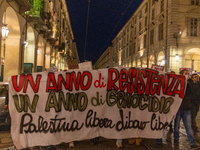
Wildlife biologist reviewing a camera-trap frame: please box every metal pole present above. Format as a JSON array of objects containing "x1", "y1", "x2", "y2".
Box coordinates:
[
  {"x1": 4, "y1": 43, "x2": 5, "y2": 59},
  {"x1": 165, "y1": 0, "x2": 168, "y2": 72},
  {"x1": 147, "y1": 1, "x2": 151, "y2": 68}
]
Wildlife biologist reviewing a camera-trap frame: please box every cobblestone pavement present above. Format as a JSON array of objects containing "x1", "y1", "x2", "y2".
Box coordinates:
[{"x1": 1, "y1": 113, "x2": 200, "y2": 150}]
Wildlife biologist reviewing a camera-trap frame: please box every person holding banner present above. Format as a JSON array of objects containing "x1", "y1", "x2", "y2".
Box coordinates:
[
  {"x1": 69, "y1": 141, "x2": 75, "y2": 148},
  {"x1": 174, "y1": 69, "x2": 199, "y2": 149},
  {"x1": 116, "y1": 139, "x2": 123, "y2": 148},
  {"x1": 168, "y1": 70, "x2": 176, "y2": 133},
  {"x1": 90, "y1": 137, "x2": 99, "y2": 145},
  {"x1": 128, "y1": 138, "x2": 142, "y2": 146},
  {"x1": 155, "y1": 70, "x2": 176, "y2": 148},
  {"x1": 189, "y1": 73, "x2": 200, "y2": 134}
]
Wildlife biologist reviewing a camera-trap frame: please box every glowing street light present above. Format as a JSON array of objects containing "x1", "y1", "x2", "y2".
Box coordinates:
[
  {"x1": 24, "y1": 40, "x2": 28, "y2": 48},
  {"x1": 161, "y1": 59, "x2": 165, "y2": 65},
  {"x1": 2, "y1": 24, "x2": 9, "y2": 40},
  {"x1": 175, "y1": 54, "x2": 180, "y2": 61},
  {"x1": 2, "y1": 24, "x2": 9, "y2": 65}
]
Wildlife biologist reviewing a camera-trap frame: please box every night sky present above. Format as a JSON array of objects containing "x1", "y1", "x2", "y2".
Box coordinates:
[{"x1": 65, "y1": 0, "x2": 143, "y2": 63}]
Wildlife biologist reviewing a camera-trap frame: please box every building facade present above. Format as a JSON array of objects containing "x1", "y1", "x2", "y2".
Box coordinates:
[
  {"x1": 95, "y1": 0, "x2": 200, "y2": 73},
  {"x1": 93, "y1": 46, "x2": 113, "y2": 69},
  {"x1": 0, "y1": 0, "x2": 79, "y2": 82}
]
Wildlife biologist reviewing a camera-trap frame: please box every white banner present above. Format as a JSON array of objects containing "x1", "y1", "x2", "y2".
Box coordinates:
[
  {"x1": 8, "y1": 67, "x2": 186, "y2": 149},
  {"x1": 78, "y1": 61, "x2": 92, "y2": 70}
]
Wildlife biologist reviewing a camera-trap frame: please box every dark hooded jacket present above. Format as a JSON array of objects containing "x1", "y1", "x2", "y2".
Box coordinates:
[
  {"x1": 178, "y1": 79, "x2": 192, "y2": 112},
  {"x1": 188, "y1": 79, "x2": 200, "y2": 106}
]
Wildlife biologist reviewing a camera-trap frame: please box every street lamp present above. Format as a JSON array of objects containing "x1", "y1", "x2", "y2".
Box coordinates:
[
  {"x1": 161, "y1": 59, "x2": 165, "y2": 65},
  {"x1": 175, "y1": 54, "x2": 180, "y2": 61},
  {"x1": 1, "y1": 24, "x2": 9, "y2": 81},
  {"x1": 2, "y1": 24, "x2": 9, "y2": 63},
  {"x1": 24, "y1": 40, "x2": 28, "y2": 48},
  {"x1": 2, "y1": 24, "x2": 9, "y2": 40}
]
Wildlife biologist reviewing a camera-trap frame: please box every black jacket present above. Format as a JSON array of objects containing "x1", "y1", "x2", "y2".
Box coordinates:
[
  {"x1": 178, "y1": 79, "x2": 192, "y2": 112},
  {"x1": 188, "y1": 80, "x2": 200, "y2": 106}
]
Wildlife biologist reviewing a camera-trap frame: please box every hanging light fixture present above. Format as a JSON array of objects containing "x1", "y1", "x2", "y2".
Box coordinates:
[
  {"x1": 2, "y1": 24, "x2": 9, "y2": 40},
  {"x1": 175, "y1": 54, "x2": 180, "y2": 61},
  {"x1": 24, "y1": 40, "x2": 28, "y2": 48},
  {"x1": 161, "y1": 59, "x2": 165, "y2": 65}
]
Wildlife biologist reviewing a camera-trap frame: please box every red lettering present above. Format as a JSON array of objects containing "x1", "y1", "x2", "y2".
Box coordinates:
[
  {"x1": 137, "y1": 70, "x2": 146, "y2": 95},
  {"x1": 173, "y1": 75, "x2": 185, "y2": 98},
  {"x1": 69, "y1": 72, "x2": 81, "y2": 91},
  {"x1": 166, "y1": 74, "x2": 177, "y2": 96},
  {"x1": 58, "y1": 73, "x2": 70, "y2": 91},
  {"x1": 157, "y1": 74, "x2": 169, "y2": 95},
  {"x1": 107, "y1": 69, "x2": 119, "y2": 91},
  {"x1": 12, "y1": 74, "x2": 25, "y2": 92},
  {"x1": 119, "y1": 69, "x2": 128, "y2": 91},
  {"x1": 150, "y1": 75, "x2": 160, "y2": 95},
  {"x1": 23, "y1": 74, "x2": 41, "y2": 93},
  {"x1": 134, "y1": 69, "x2": 139, "y2": 93},
  {"x1": 127, "y1": 68, "x2": 136, "y2": 93},
  {"x1": 145, "y1": 69, "x2": 158, "y2": 95},
  {"x1": 94, "y1": 73, "x2": 106, "y2": 88},
  {"x1": 46, "y1": 73, "x2": 58, "y2": 92},
  {"x1": 81, "y1": 71, "x2": 92, "y2": 90}
]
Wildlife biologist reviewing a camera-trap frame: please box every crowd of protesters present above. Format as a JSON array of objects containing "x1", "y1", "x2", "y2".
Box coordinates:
[
  {"x1": 173, "y1": 69, "x2": 200, "y2": 149},
  {"x1": 44, "y1": 69, "x2": 200, "y2": 149},
  {"x1": 3, "y1": 69, "x2": 200, "y2": 149},
  {"x1": 113, "y1": 69, "x2": 200, "y2": 149}
]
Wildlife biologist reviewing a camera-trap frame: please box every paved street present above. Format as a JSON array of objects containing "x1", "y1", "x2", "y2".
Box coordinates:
[{"x1": 1, "y1": 113, "x2": 200, "y2": 150}]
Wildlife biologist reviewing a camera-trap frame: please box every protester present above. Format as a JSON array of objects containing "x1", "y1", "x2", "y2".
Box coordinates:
[
  {"x1": 90, "y1": 137, "x2": 99, "y2": 145},
  {"x1": 168, "y1": 70, "x2": 175, "y2": 132},
  {"x1": 4, "y1": 84, "x2": 8, "y2": 110},
  {"x1": 189, "y1": 73, "x2": 200, "y2": 133},
  {"x1": 128, "y1": 138, "x2": 142, "y2": 146},
  {"x1": 173, "y1": 69, "x2": 199, "y2": 149},
  {"x1": 156, "y1": 70, "x2": 176, "y2": 148},
  {"x1": 170, "y1": 71, "x2": 175, "y2": 74},
  {"x1": 156, "y1": 138, "x2": 163, "y2": 148},
  {"x1": 69, "y1": 141, "x2": 75, "y2": 148},
  {"x1": 116, "y1": 139, "x2": 123, "y2": 148},
  {"x1": 47, "y1": 145, "x2": 54, "y2": 150}
]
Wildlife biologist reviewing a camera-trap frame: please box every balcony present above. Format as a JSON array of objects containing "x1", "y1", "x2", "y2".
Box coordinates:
[
  {"x1": 46, "y1": 37, "x2": 57, "y2": 45},
  {"x1": 6, "y1": 0, "x2": 33, "y2": 14},
  {"x1": 28, "y1": 11, "x2": 52, "y2": 31}
]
